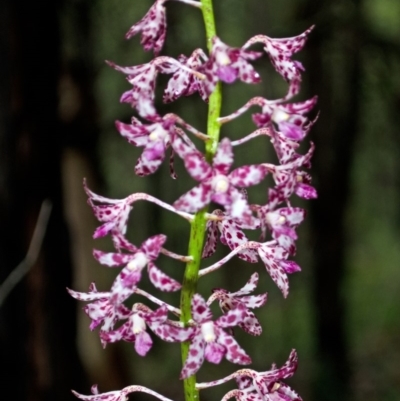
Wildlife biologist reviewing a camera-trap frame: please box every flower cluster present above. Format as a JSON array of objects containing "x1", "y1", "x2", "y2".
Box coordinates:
[{"x1": 69, "y1": 1, "x2": 316, "y2": 401}]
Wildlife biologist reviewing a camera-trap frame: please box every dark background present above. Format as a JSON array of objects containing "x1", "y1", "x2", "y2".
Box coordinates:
[{"x1": 1, "y1": 0, "x2": 400, "y2": 400}]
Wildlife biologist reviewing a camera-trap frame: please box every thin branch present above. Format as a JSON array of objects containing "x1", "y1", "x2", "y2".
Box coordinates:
[
  {"x1": 160, "y1": 247, "x2": 193, "y2": 262},
  {"x1": 0, "y1": 200, "x2": 52, "y2": 307},
  {"x1": 198, "y1": 241, "x2": 261, "y2": 277}
]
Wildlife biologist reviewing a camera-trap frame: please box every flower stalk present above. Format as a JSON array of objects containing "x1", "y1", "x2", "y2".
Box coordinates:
[{"x1": 180, "y1": 2, "x2": 221, "y2": 401}]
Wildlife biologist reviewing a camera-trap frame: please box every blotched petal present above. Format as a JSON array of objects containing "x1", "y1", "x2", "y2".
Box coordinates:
[
  {"x1": 257, "y1": 246, "x2": 289, "y2": 298},
  {"x1": 229, "y1": 165, "x2": 268, "y2": 188},
  {"x1": 135, "y1": 331, "x2": 153, "y2": 356},
  {"x1": 141, "y1": 234, "x2": 166, "y2": 260},
  {"x1": 217, "y1": 329, "x2": 251, "y2": 365},
  {"x1": 217, "y1": 304, "x2": 247, "y2": 328},
  {"x1": 202, "y1": 220, "x2": 219, "y2": 258},
  {"x1": 205, "y1": 341, "x2": 225, "y2": 364},
  {"x1": 93, "y1": 250, "x2": 134, "y2": 267},
  {"x1": 213, "y1": 138, "x2": 234, "y2": 175},
  {"x1": 191, "y1": 294, "x2": 213, "y2": 323},
  {"x1": 184, "y1": 152, "x2": 212, "y2": 182},
  {"x1": 180, "y1": 330, "x2": 205, "y2": 379},
  {"x1": 125, "y1": 0, "x2": 167, "y2": 55},
  {"x1": 147, "y1": 262, "x2": 181, "y2": 292},
  {"x1": 173, "y1": 182, "x2": 212, "y2": 212}
]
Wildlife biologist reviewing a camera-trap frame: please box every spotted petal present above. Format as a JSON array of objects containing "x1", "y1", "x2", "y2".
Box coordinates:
[
  {"x1": 110, "y1": 267, "x2": 142, "y2": 304},
  {"x1": 232, "y1": 272, "x2": 259, "y2": 296},
  {"x1": 147, "y1": 262, "x2": 181, "y2": 292},
  {"x1": 141, "y1": 234, "x2": 166, "y2": 260},
  {"x1": 125, "y1": 0, "x2": 167, "y2": 55},
  {"x1": 239, "y1": 309, "x2": 263, "y2": 336},
  {"x1": 173, "y1": 182, "x2": 212, "y2": 212},
  {"x1": 217, "y1": 304, "x2": 247, "y2": 328},
  {"x1": 217, "y1": 329, "x2": 251, "y2": 365},
  {"x1": 229, "y1": 165, "x2": 268, "y2": 188},
  {"x1": 213, "y1": 138, "x2": 234, "y2": 175},
  {"x1": 202, "y1": 220, "x2": 219, "y2": 258},
  {"x1": 67, "y1": 286, "x2": 110, "y2": 302},
  {"x1": 93, "y1": 250, "x2": 134, "y2": 267},
  {"x1": 135, "y1": 150, "x2": 165, "y2": 177},
  {"x1": 115, "y1": 121, "x2": 148, "y2": 147},
  {"x1": 180, "y1": 329, "x2": 205, "y2": 379},
  {"x1": 135, "y1": 331, "x2": 153, "y2": 356},
  {"x1": 184, "y1": 152, "x2": 212, "y2": 182},
  {"x1": 239, "y1": 294, "x2": 268, "y2": 309},
  {"x1": 192, "y1": 293, "x2": 213, "y2": 323},
  {"x1": 257, "y1": 246, "x2": 289, "y2": 298},
  {"x1": 219, "y1": 216, "x2": 258, "y2": 263}
]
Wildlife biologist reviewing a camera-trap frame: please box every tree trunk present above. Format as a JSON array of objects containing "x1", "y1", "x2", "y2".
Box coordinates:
[{"x1": 0, "y1": 0, "x2": 87, "y2": 399}]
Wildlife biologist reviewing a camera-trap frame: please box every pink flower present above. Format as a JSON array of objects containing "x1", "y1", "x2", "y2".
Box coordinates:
[
  {"x1": 257, "y1": 242, "x2": 301, "y2": 298},
  {"x1": 164, "y1": 49, "x2": 209, "y2": 103},
  {"x1": 201, "y1": 37, "x2": 262, "y2": 96},
  {"x1": 108, "y1": 56, "x2": 202, "y2": 120},
  {"x1": 116, "y1": 117, "x2": 169, "y2": 176},
  {"x1": 224, "y1": 350, "x2": 301, "y2": 401},
  {"x1": 243, "y1": 26, "x2": 314, "y2": 96},
  {"x1": 100, "y1": 304, "x2": 192, "y2": 355},
  {"x1": 115, "y1": 114, "x2": 197, "y2": 177},
  {"x1": 67, "y1": 283, "x2": 131, "y2": 333},
  {"x1": 254, "y1": 205, "x2": 305, "y2": 254},
  {"x1": 269, "y1": 142, "x2": 317, "y2": 200},
  {"x1": 83, "y1": 180, "x2": 132, "y2": 246},
  {"x1": 93, "y1": 234, "x2": 181, "y2": 305},
  {"x1": 252, "y1": 96, "x2": 318, "y2": 141},
  {"x1": 203, "y1": 209, "x2": 259, "y2": 263},
  {"x1": 208, "y1": 273, "x2": 267, "y2": 336},
  {"x1": 180, "y1": 294, "x2": 251, "y2": 379},
  {"x1": 125, "y1": 0, "x2": 168, "y2": 55},
  {"x1": 174, "y1": 138, "x2": 267, "y2": 224}
]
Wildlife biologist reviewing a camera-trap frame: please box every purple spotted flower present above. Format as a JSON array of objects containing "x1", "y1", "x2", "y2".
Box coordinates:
[
  {"x1": 174, "y1": 138, "x2": 267, "y2": 224},
  {"x1": 269, "y1": 142, "x2": 316, "y2": 199},
  {"x1": 254, "y1": 206, "x2": 305, "y2": 254},
  {"x1": 164, "y1": 48, "x2": 209, "y2": 103},
  {"x1": 208, "y1": 273, "x2": 267, "y2": 336},
  {"x1": 221, "y1": 96, "x2": 317, "y2": 141},
  {"x1": 253, "y1": 97, "x2": 318, "y2": 141},
  {"x1": 203, "y1": 209, "x2": 259, "y2": 263},
  {"x1": 257, "y1": 242, "x2": 300, "y2": 298},
  {"x1": 100, "y1": 304, "x2": 192, "y2": 355},
  {"x1": 271, "y1": 166, "x2": 317, "y2": 202},
  {"x1": 116, "y1": 117, "x2": 172, "y2": 176},
  {"x1": 93, "y1": 234, "x2": 181, "y2": 305},
  {"x1": 200, "y1": 37, "x2": 262, "y2": 96},
  {"x1": 223, "y1": 350, "x2": 301, "y2": 401},
  {"x1": 67, "y1": 283, "x2": 131, "y2": 333},
  {"x1": 83, "y1": 181, "x2": 134, "y2": 250},
  {"x1": 180, "y1": 294, "x2": 251, "y2": 379},
  {"x1": 109, "y1": 56, "x2": 204, "y2": 120},
  {"x1": 243, "y1": 26, "x2": 314, "y2": 96},
  {"x1": 250, "y1": 349, "x2": 300, "y2": 401},
  {"x1": 265, "y1": 207, "x2": 305, "y2": 253},
  {"x1": 124, "y1": 0, "x2": 201, "y2": 56},
  {"x1": 115, "y1": 61, "x2": 159, "y2": 120},
  {"x1": 125, "y1": 0, "x2": 168, "y2": 55},
  {"x1": 115, "y1": 115, "x2": 194, "y2": 177}
]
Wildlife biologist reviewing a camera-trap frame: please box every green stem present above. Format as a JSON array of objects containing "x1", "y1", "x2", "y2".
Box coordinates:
[{"x1": 180, "y1": 1, "x2": 221, "y2": 401}]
